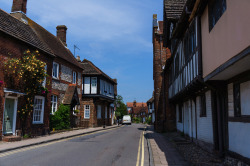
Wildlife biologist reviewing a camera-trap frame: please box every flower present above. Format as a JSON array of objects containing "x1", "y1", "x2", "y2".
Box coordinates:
[
  {"x1": 42, "y1": 90, "x2": 45, "y2": 94},
  {"x1": 0, "y1": 80, "x2": 4, "y2": 85}
]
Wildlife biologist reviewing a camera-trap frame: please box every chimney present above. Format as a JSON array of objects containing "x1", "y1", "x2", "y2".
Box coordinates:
[
  {"x1": 11, "y1": 0, "x2": 27, "y2": 14},
  {"x1": 76, "y1": 55, "x2": 81, "y2": 62},
  {"x1": 56, "y1": 25, "x2": 67, "y2": 46},
  {"x1": 133, "y1": 100, "x2": 137, "y2": 107}
]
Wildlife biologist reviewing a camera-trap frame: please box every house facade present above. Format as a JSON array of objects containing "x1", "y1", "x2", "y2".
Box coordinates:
[
  {"x1": 0, "y1": 2, "x2": 55, "y2": 140},
  {"x1": 80, "y1": 59, "x2": 117, "y2": 127},
  {"x1": 127, "y1": 101, "x2": 148, "y2": 123},
  {"x1": 156, "y1": 0, "x2": 250, "y2": 163},
  {"x1": 146, "y1": 96, "x2": 155, "y2": 124}
]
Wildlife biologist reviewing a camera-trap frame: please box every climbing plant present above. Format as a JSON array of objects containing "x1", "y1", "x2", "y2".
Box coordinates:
[{"x1": 4, "y1": 50, "x2": 48, "y2": 135}]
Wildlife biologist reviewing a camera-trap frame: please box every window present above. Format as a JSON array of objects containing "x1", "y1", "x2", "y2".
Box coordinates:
[
  {"x1": 105, "y1": 106, "x2": 107, "y2": 118},
  {"x1": 42, "y1": 65, "x2": 47, "y2": 87},
  {"x1": 52, "y1": 62, "x2": 59, "y2": 79},
  {"x1": 109, "y1": 84, "x2": 112, "y2": 94},
  {"x1": 209, "y1": 0, "x2": 226, "y2": 31},
  {"x1": 84, "y1": 77, "x2": 90, "y2": 94},
  {"x1": 51, "y1": 95, "x2": 57, "y2": 114},
  {"x1": 73, "y1": 71, "x2": 76, "y2": 84},
  {"x1": 91, "y1": 77, "x2": 97, "y2": 94},
  {"x1": 178, "y1": 104, "x2": 182, "y2": 122},
  {"x1": 233, "y1": 83, "x2": 241, "y2": 117},
  {"x1": 84, "y1": 105, "x2": 90, "y2": 119},
  {"x1": 104, "y1": 82, "x2": 107, "y2": 92},
  {"x1": 33, "y1": 96, "x2": 45, "y2": 124},
  {"x1": 97, "y1": 105, "x2": 102, "y2": 119},
  {"x1": 200, "y1": 94, "x2": 207, "y2": 117}
]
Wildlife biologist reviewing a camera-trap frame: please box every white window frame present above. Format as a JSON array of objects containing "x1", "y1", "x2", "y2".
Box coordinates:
[
  {"x1": 97, "y1": 105, "x2": 102, "y2": 119},
  {"x1": 33, "y1": 96, "x2": 45, "y2": 124},
  {"x1": 52, "y1": 62, "x2": 59, "y2": 79},
  {"x1": 91, "y1": 77, "x2": 97, "y2": 94},
  {"x1": 51, "y1": 95, "x2": 57, "y2": 114},
  {"x1": 73, "y1": 71, "x2": 76, "y2": 84},
  {"x1": 42, "y1": 64, "x2": 47, "y2": 87},
  {"x1": 84, "y1": 77, "x2": 90, "y2": 94},
  {"x1": 84, "y1": 105, "x2": 90, "y2": 119}
]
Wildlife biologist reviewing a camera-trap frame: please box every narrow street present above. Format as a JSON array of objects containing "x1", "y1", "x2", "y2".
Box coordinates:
[{"x1": 0, "y1": 124, "x2": 149, "y2": 166}]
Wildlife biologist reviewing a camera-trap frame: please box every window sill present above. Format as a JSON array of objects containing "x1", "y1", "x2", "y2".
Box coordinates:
[{"x1": 32, "y1": 122, "x2": 44, "y2": 124}]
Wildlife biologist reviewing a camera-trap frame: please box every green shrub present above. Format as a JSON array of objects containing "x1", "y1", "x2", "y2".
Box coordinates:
[
  {"x1": 133, "y1": 117, "x2": 141, "y2": 123},
  {"x1": 145, "y1": 117, "x2": 152, "y2": 124},
  {"x1": 50, "y1": 104, "x2": 70, "y2": 130}
]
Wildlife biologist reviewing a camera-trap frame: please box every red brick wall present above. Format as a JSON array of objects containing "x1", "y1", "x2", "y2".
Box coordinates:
[{"x1": 0, "y1": 32, "x2": 53, "y2": 138}]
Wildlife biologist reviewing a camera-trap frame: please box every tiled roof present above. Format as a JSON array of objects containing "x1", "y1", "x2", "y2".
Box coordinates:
[
  {"x1": 147, "y1": 97, "x2": 154, "y2": 103},
  {"x1": 62, "y1": 85, "x2": 79, "y2": 105},
  {"x1": 27, "y1": 18, "x2": 83, "y2": 69},
  {"x1": 165, "y1": 0, "x2": 186, "y2": 20},
  {"x1": 127, "y1": 102, "x2": 133, "y2": 108},
  {"x1": 133, "y1": 106, "x2": 148, "y2": 114},
  {"x1": 81, "y1": 59, "x2": 116, "y2": 84},
  {"x1": 127, "y1": 102, "x2": 147, "y2": 108},
  {"x1": 0, "y1": 9, "x2": 54, "y2": 56}
]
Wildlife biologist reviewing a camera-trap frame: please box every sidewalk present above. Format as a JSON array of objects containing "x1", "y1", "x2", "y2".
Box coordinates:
[
  {"x1": 146, "y1": 125, "x2": 189, "y2": 166},
  {"x1": 0, "y1": 125, "x2": 120, "y2": 153}
]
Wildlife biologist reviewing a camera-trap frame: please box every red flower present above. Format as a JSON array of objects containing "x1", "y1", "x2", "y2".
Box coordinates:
[
  {"x1": 0, "y1": 81, "x2": 3, "y2": 85},
  {"x1": 42, "y1": 90, "x2": 45, "y2": 94}
]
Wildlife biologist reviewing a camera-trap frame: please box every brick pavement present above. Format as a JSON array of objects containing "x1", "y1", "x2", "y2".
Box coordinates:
[
  {"x1": 0, "y1": 125, "x2": 120, "y2": 153},
  {"x1": 146, "y1": 126, "x2": 189, "y2": 166}
]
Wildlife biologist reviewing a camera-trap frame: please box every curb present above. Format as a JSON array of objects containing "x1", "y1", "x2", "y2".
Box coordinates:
[
  {"x1": 145, "y1": 125, "x2": 154, "y2": 166},
  {"x1": 0, "y1": 125, "x2": 121, "y2": 154}
]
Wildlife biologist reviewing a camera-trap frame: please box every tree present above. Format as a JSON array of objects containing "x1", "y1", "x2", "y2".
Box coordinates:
[{"x1": 115, "y1": 95, "x2": 127, "y2": 119}]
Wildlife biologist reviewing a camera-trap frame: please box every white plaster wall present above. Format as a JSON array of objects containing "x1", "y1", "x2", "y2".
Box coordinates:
[
  {"x1": 196, "y1": 91, "x2": 214, "y2": 144},
  {"x1": 228, "y1": 83, "x2": 234, "y2": 117},
  {"x1": 176, "y1": 104, "x2": 183, "y2": 132},
  {"x1": 240, "y1": 81, "x2": 250, "y2": 115},
  {"x1": 229, "y1": 122, "x2": 250, "y2": 159},
  {"x1": 192, "y1": 100, "x2": 196, "y2": 139},
  {"x1": 183, "y1": 101, "x2": 190, "y2": 136}
]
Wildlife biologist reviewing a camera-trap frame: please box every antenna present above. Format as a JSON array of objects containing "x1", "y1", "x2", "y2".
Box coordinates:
[{"x1": 74, "y1": 45, "x2": 80, "y2": 57}]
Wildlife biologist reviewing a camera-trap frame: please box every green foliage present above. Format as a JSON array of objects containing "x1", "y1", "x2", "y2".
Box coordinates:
[
  {"x1": 133, "y1": 117, "x2": 141, "y2": 123},
  {"x1": 115, "y1": 95, "x2": 127, "y2": 118},
  {"x1": 145, "y1": 117, "x2": 152, "y2": 124},
  {"x1": 50, "y1": 104, "x2": 71, "y2": 130},
  {"x1": 4, "y1": 50, "x2": 47, "y2": 120}
]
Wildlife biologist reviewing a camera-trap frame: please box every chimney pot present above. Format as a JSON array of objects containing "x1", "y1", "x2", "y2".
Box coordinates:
[
  {"x1": 11, "y1": 0, "x2": 27, "y2": 14},
  {"x1": 76, "y1": 55, "x2": 81, "y2": 62},
  {"x1": 56, "y1": 25, "x2": 67, "y2": 46}
]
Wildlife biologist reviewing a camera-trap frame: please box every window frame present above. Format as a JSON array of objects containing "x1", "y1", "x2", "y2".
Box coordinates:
[
  {"x1": 42, "y1": 64, "x2": 47, "y2": 87},
  {"x1": 33, "y1": 96, "x2": 45, "y2": 124},
  {"x1": 200, "y1": 94, "x2": 207, "y2": 117},
  {"x1": 97, "y1": 105, "x2": 102, "y2": 119},
  {"x1": 91, "y1": 77, "x2": 97, "y2": 94},
  {"x1": 208, "y1": 0, "x2": 227, "y2": 31},
  {"x1": 52, "y1": 62, "x2": 59, "y2": 79},
  {"x1": 51, "y1": 95, "x2": 58, "y2": 114},
  {"x1": 84, "y1": 105, "x2": 90, "y2": 119},
  {"x1": 73, "y1": 71, "x2": 77, "y2": 84}
]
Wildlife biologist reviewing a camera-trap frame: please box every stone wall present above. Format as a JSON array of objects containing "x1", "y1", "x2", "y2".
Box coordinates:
[
  {"x1": 78, "y1": 72, "x2": 81, "y2": 86},
  {"x1": 52, "y1": 80, "x2": 68, "y2": 91},
  {"x1": 61, "y1": 64, "x2": 72, "y2": 82}
]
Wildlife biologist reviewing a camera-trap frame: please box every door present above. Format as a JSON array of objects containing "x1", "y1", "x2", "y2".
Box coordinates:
[{"x1": 3, "y1": 98, "x2": 15, "y2": 134}]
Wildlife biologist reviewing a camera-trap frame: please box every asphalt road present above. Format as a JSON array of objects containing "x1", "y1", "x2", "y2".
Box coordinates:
[{"x1": 0, "y1": 123, "x2": 149, "y2": 166}]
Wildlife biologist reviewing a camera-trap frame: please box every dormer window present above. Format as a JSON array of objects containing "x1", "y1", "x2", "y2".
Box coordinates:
[{"x1": 52, "y1": 62, "x2": 59, "y2": 79}]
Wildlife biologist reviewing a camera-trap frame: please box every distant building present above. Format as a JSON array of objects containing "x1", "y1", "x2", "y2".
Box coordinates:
[{"x1": 127, "y1": 101, "x2": 148, "y2": 123}]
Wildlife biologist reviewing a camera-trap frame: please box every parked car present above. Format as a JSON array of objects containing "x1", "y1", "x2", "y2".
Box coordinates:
[{"x1": 122, "y1": 115, "x2": 131, "y2": 125}]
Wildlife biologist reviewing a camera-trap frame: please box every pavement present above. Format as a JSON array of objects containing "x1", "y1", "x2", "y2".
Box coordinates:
[
  {"x1": 146, "y1": 125, "x2": 189, "y2": 166},
  {"x1": 0, "y1": 125, "x2": 120, "y2": 153}
]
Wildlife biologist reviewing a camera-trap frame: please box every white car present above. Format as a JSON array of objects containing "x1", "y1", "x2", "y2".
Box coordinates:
[{"x1": 122, "y1": 115, "x2": 131, "y2": 125}]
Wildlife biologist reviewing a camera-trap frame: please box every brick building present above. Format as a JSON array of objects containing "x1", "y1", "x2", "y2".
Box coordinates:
[
  {"x1": 152, "y1": 14, "x2": 174, "y2": 132},
  {"x1": 0, "y1": 2, "x2": 55, "y2": 140},
  {"x1": 127, "y1": 101, "x2": 148, "y2": 123},
  {"x1": 80, "y1": 59, "x2": 117, "y2": 127}
]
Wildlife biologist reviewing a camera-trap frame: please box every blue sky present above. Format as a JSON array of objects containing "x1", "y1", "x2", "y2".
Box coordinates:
[{"x1": 0, "y1": 0, "x2": 163, "y2": 103}]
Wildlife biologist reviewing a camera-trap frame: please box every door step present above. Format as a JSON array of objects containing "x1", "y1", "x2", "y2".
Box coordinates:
[{"x1": 2, "y1": 136, "x2": 21, "y2": 142}]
